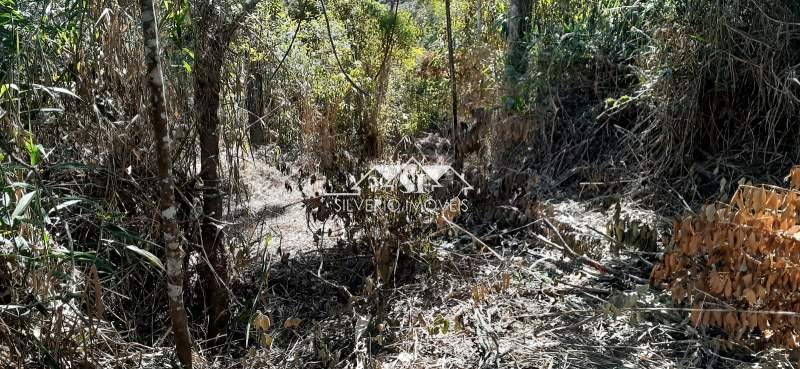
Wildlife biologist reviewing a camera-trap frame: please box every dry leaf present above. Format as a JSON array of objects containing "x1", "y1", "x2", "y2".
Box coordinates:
[
  {"x1": 690, "y1": 307, "x2": 703, "y2": 327},
  {"x1": 724, "y1": 312, "x2": 738, "y2": 332},
  {"x1": 754, "y1": 188, "x2": 766, "y2": 212},
  {"x1": 709, "y1": 271, "x2": 724, "y2": 295},
  {"x1": 283, "y1": 317, "x2": 302, "y2": 329},
  {"x1": 712, "y1": 310, "x2": 723, "y2": 326},
  {"x1": 734, "y1": 190, "x2": 746, "y2": 209},
  {"x1": 436, "y1": 197, "x2": 462, "y2": 230},
  {"x1": 742, "y1": 288, "x2": 757, "y2": 305},
  {"x1": 501, "y1": 272, "x2": 511, "y2": 291},
  {"x1": 652, "y1": 170, "x2": 800, "y2": 349},
  {"x1": 745, "y1": 312, "x2": 758, "y2": 329},
  {"x1": 791, "y1": 166, "x2": 800, "y2": 189},
  {"x1": 671, "y1": 284, "x2": 686, "y2": 303},
  {"x1": 705, "y1": 204, "x2": 716, "y2": 222},
  {"x1": 786, "y1": 333, "x2": 798, "y2": 349},
  {"x1": 742, "y1": 273, "x2": 753, "y2": 287},
  {"x1": 723, "y1": 278, "x2": 732, "y2": 298},
  {"x1": 90, "y1": 264, "x2": 104, "y2": 320},
  {"x1": 261, "y1": 334, "x2": 273, "y2": 348},
  {"x1": 253, "y1": 311, "x2": 272, "y2": 331}
]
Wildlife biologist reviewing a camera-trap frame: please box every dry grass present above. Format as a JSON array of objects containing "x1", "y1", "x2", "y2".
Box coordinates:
[{"x1": 217, "y1": 196, "x2": 798, "y2": 369}]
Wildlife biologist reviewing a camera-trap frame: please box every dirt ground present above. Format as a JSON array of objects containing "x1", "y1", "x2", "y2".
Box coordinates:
[{"x1": 211, "y1": 155, "x2": 800, "y2": 369}]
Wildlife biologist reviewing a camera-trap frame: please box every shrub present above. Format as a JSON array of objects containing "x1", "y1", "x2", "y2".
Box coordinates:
[{"x1": 652, "y1": 167, "x2": 800, "y2": 348}]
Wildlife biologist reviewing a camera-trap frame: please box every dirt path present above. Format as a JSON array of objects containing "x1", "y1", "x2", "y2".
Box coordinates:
[{"x1": 234, "y1": 157, "x2": 329, "y2": 254}]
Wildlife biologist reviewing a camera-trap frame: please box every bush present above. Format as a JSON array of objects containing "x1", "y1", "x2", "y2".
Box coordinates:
[{"x1": 652, "y1": 167, "x2": 800, "y2": 348}]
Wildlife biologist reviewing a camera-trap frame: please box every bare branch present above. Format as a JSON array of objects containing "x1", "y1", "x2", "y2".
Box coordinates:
[
  {"x1": 218, "y1": 0, "x2": 263, "y2": 43},
  {"x1": 318, "y1": 0, "x2": 369, "y2": 97}
]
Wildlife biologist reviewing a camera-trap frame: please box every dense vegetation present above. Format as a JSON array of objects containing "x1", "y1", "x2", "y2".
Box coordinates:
[{"x1": 2, "y1": 0, "x2": 800, "y2": 367}]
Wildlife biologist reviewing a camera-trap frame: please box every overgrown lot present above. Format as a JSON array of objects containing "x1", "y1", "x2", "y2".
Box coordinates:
[{"x1": 3, "y1": 0, "x2": 800, "y2": 368}]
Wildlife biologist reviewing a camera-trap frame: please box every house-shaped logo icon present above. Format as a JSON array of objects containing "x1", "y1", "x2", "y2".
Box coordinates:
[{"x1": 325, "y1": 157, "x2": 473, "y2": 196}]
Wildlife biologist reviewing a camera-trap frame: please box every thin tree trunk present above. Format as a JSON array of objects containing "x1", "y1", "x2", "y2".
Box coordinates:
[
  {"x1": 444, "y1": 0, "x2": 462, "y2": 171},
  {"x1": 193, "y1": 40, "x2": 229, "y2": 340},
  {"x1": 505, "y1": 0, "x2": 532, "y2": 96},
  {"x1": 360, "y1": 0, "x2": 400, "y2": 159},
  {"x1": 476, "y1": 0, "x2": 483, "y2": 37},
  {"x1": 364, "y1": 63, "x2": 390, "y2": 159},
  {"x1": 139, "y1": 0, "x2": 192, "y2": 367},
  {"x1": 247, "y1": 64, "x2": 265, "y2": 148},
  {"x1": 190, "y1": 0, "x2": 263, "y2": 340}
]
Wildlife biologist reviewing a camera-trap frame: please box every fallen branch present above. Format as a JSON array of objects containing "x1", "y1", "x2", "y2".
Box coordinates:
[
  {"x1": 535, "y1": 314, "x2": 599, "y2": 337},
  {"x1": 441, "y1": 218, "x2": 505, "y2": 262},
  {"x1": 482, "y1": 219, "x2": 542, "y2": 240},
  {"x1": 537, "y1": 218, "x2": 647, "y2": 283},
  {"x1": 308, "y1": 259, "x2": 354, "y2": 302}
]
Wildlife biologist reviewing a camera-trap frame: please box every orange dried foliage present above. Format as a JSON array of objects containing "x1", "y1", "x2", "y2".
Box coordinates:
[{"x1": 652, "y1": 171, "x2": 800, "y2": 348}]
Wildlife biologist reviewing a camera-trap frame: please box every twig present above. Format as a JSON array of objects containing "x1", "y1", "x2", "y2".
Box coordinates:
[
  {"x1": 537, "y1": 218, "x2": 647, "y2": 283},
  {"x1": 558, "y1": 281, "x2": 611, "y2": 295},
  {"x1": 667, "y1": 184, "x2": 694, "y2": 214},
  {"x1": 265, "y1": 18, "x2": 303, "y2": 87},
  {"x1": 585, "y1": 224, "x2": 657, "y2": 267},
  {"x1": 585, "y1": 225, "x2": 623, "y2": 248},
  {"x1": 307, "y1": 260, "x2": 353, "y2": 301},
  {"x1": 373, "y1": 0, "x2": 399, "y2": 79},
  {"x1": 245, "y1": 240, "x2": 273, "y2": 347},
  {"x1": 318, "y1": 0, "x2": 368, "y2": 96},
  {"x1": 483, "y1": 219, "x2": 542, "y2": 240},
  {"x1": 441, "y1": 218, "x2": 505, "y2": 261},
  {"x1": 535, "y1": 314, "x2": 599, "y2": 337}
]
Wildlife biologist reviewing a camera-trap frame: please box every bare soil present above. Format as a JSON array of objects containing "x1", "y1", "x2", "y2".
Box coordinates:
[{"x1": 221, "y1": 157, "x2": 797, "y2": 369}]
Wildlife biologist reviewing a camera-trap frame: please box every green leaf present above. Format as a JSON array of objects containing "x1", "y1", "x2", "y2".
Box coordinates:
[
  {"x1": 25, "y1": 140, "x2": 42, "y2": 166},
  {"x1": 0, "y1": 83, "x2": 18, "y2": 98},
  {"x1": 12, "y1": 190, "x2": 37, "y2": 220},
  {"x1": 50, "y1": 86, "x2": 82, "y2": 100},
  {"x1": 182, "y1": 48, "x2": 194, "y2": 59},
  {"x1": 182, "y1": 60, "x2": 192, "y2": 74},
  {"x1": 434, "y1": 316, "x2": 449, "y2": 334},
  {"x1": 103, "y1": 224, "x2": 159, "y2": 247},
  {"x1": 8, "y1": 182, "x2": 34, "y2": 189},
  {"x1": 125, "y1": 245, "x2": 165, "y2": 272},
  {"x1": 49, "y1": 199, "x2": 82, "y2": 214}
]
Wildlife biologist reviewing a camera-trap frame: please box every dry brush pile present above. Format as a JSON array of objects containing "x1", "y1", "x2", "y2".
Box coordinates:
[{"x1": 652, "y1": 167, "x2": 800, "y2": 349}]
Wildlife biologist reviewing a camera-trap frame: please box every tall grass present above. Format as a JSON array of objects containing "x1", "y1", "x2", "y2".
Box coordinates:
[{"x1": 511, "y1": 0, "x2": 800, "y2": 197}]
